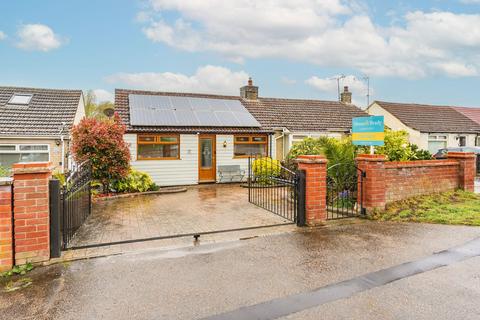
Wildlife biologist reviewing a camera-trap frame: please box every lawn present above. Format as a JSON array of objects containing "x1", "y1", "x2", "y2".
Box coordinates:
[{"x1": 371, "y1": 190, "x2": 480, "y2": 226}]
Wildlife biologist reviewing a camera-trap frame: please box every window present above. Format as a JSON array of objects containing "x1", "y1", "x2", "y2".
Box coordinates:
[
  {"x1": 458, "y1": 136, "x2": 467, "y2": 147},
  {"x1": 234, "y1": 135, "x2": 268, "y2": 157},
  {"x1": 428, "y1": 135, "x2": 447, "y2": 154},
  {"x1": 137, "y1": 134, "x2": 180, "y2": 160},
  {"x1": 0, "y1": 144, "x2": 49, "y2": 168},
  {"x1": 8, "y1": 94, "x2": 33, "y2": 105}
]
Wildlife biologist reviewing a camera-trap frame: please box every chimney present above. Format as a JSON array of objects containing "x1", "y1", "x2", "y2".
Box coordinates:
[
  {"x1": 340, "y1": 86, "x2": 352, "y2": 104},
  {"x1": 240, "y1": 77, "x2": 258, "y2": 100}
]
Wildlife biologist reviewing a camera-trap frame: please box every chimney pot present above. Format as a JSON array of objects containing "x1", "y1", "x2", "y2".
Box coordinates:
[{"x1": 248, "y1": 77, "x2": 253, "y2": 86}]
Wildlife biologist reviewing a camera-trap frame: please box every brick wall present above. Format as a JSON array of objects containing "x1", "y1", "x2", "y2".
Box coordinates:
[
  {"x1": 356, "y1": 152, "x2": 476, "y2": 213},
  {"x1": 0, "y1": 180, "x2": 13, "y2": 272},
  {"x1": 384, "y1": 160, "x2": 460, "y2": 203},
  {"x1": 12, "y1": 163, "x2": 52, "y2": 265}
]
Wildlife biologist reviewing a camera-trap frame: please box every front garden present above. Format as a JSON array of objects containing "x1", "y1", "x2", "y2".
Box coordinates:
[
  {"x1": 371, "y1": 190, "x2": 480, "y2": 226},
  {"x1": 65, "y1": 112, "x2": 159, "y2": 197}
]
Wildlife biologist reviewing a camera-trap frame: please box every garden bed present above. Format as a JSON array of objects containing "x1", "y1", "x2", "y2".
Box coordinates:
[
  {"x1": 94, "y1": 186, "x2": 187, "y2": 201},
  {"x1": 371, "y1": 190, "x2": 480, "y2": 226}
]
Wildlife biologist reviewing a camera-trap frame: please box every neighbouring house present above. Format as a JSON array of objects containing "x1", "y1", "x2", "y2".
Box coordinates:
[
  {"x1": 454, "y1": 107, "x2": 480, "y2": 141},
  {"x1": 115, "y1": 80, "x2": 367, "y2": 186},
  {"x1": 367, "y1": 101, "x2": 480, "y2": 154},
  {"x1": 243, "y1": 85, "x2": 367, "y2": 160},
  {"x1": 0, "y1": 86, "x2": 85, "y2": 172}
]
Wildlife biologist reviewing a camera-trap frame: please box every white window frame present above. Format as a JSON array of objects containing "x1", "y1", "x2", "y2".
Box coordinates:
[
  {"x1": 8, "y1": 94, "x2": 33, "y2": 105},
  {"x1": 0, "y1": 144, "x2": 50, "y2": 166}
]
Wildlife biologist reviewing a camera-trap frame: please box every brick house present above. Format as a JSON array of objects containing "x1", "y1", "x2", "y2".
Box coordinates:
[
  {"x1": 115, "y1": 80, "x2": 366, "y2": 187},
  {"x1": 0, "y1": 86, "x2": 85, "y2": 172},
  {"x1": 367, "y1": 101, "x2": 480, "y2": 154}
]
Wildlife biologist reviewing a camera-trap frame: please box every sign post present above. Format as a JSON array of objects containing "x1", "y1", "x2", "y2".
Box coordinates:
[{"x1": 352, "y1": 116, "x2": 385, "y2": 152}]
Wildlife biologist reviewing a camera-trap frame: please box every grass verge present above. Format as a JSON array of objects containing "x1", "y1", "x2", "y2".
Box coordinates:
[{"x1": 371, "y1": 190, "x2": 480, "y2": 226}]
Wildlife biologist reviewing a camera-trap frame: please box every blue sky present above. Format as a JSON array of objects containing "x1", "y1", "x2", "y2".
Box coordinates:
[{"x1": 1, "y1": 0, "x2": 480, "y2": 108}]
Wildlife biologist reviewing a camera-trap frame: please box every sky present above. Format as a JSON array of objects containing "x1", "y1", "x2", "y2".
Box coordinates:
[{"x1": 1, "y1": 0, "x2": 480, "y2": 108}]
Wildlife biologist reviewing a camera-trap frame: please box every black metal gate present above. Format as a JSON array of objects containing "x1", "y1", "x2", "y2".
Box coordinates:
[
  {"x1": 326, "y1": 162, "x2": 365, "y2": 219},
  {"x1": 50, "y1": 161, "x2": 92, "y2": 254},
  {"x1": 248, "y1": 157, "x2": 305, "y2": 226}
]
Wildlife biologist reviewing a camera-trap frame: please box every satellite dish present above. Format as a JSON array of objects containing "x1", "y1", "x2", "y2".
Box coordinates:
[{"x1": 103, "y1": 107, "x2": 115, "y2": 117}]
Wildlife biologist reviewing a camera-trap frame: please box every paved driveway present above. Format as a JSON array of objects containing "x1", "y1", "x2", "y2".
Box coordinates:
[
  {"x1": 1, "y1": 221, "x2": 479, "y2": 320},
  {"x1": 68, "y1": 184, "x2": 290, "y2": 248}
]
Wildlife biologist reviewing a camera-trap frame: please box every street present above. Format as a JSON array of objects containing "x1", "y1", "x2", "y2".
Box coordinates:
[{"x1": 1, "y1": 221, "x2": 480, "y2": 320}]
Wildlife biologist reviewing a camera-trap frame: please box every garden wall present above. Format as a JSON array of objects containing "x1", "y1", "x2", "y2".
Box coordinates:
[
  {"x1": 384, "y1": 160, "x2": 460, "y2": 203},
  {"x1": 0, "y1": 163, "x2": 52, "y2": 271},
  {"x1": 356, "y1": 152, "x2": 476, "y2": 213}
]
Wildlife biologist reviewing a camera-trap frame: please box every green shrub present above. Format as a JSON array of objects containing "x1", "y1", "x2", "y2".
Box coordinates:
[
  {"x1": 409, "y1": 144, "x2": 433, "y2": 160},
  {"x1": 252, "y1": 157, "x2": 281, "y2": 184},
  {"x1": 110, "y1": 169, "x2": 157, "y2": 193},
  {"x1": 372, "y1": 129, "x2": 432, "y2": 161},
  {"x1": 53, "y1": 172, "x2": 66, "y2": 186},
  {"x1": 0, "y1": 165, "x2": 10, "y2": 177}
]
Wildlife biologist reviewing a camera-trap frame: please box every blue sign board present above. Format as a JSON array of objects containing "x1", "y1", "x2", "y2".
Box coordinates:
[{"x1": 352, "y1": 116, "x2": 385, "y2": 146}]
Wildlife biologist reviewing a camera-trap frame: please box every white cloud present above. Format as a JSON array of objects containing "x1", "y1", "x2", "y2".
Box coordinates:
[
  {"x1": 105, "y1": 65, "x2": 249, "y2": 95},
  {"x1": 306, "y1": 75, "x2": 370, "y2": 106},
  {"x1": 306, "y1": 75, "x2": 366, "y2": 93},
  {"x1": 16, "y1": 24, "x2": 63, "y2": 52},
  {"x1": 0, "y1": 31, "x2": 6, "y2": 40},
  {"x1": 139, "y1": 1, "x2": 480, "y2": 78},
  {"x1": 93, "y1": 89, "x2": 114, "y2": 103}
]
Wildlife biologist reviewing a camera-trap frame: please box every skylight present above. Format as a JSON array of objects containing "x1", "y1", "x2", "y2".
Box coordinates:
[{"x1": 8, "y1": 94, "x2": 33, "y2": 105}]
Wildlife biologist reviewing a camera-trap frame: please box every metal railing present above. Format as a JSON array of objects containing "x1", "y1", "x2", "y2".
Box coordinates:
[
  {"x1": 326, "y1": 163, "x2": 365, "y2": 219},
  {"x1": 247, "y1": 156, "x2": 305, "y2": 225}
]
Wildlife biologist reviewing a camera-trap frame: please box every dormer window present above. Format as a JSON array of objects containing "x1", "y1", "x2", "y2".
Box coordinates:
[{"x1": 8, "y1": 94, "x2": 33, "y2": 105}]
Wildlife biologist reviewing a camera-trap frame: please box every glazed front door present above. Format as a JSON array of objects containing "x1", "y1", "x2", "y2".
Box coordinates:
[{"x1": 198, "y1": 135, "x2": 216, "y2": 182}]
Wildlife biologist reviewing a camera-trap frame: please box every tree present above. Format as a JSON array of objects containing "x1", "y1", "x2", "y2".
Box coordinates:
[
  {"x1": 84, "y1": 90, "x2": 115, "y2": 119},
  {"x1": 71, "y1": 113, "x2": 130, "y2": 192}
]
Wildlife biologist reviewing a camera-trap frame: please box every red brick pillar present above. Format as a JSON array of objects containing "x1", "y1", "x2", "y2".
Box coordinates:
[
  {"x1": 296, "y1": 155, "x2": 327, "y2": 225},
  {"x1": 447, "y1": 152, "x2": 476, "y2": 192},
  {"x1": 0, "y1": 179, "x2": 13, "y2": 272},
  {"x1": 356, "y1": 154, "x2": 387, "y2": 213},
  {"x1": 12, "y1": 163, "x2": 52, "y2": 265}
]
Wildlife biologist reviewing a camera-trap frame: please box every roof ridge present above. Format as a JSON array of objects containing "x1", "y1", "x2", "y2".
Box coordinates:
[
  {"x1": 115, "y1": 88, "x2": 240, "y2": 100},
  {"x1": 0, "y1": 86, "x2": 83, "y2": 94},
  {"x1": 374, "y1": 100, "x2": 463, "y2": 109}
]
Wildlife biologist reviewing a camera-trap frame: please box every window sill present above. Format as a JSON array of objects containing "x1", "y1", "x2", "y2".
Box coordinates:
[{"x1": 137, "y1": 157, "x2": 181, "y2": 161}]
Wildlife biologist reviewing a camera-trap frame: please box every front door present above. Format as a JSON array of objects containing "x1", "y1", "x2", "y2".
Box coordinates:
[{"x1": 198, "y1": 135, "x2": 216, "y2": 182}]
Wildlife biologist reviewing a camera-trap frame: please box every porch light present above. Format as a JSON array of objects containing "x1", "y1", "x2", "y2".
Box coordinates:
[{"x1": 223, "y1": 141, "x2": 227, "y2": 148}]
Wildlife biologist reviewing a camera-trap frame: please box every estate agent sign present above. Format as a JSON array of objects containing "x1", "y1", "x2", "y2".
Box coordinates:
[{"x1": 352, "y1": 116, "x2": 385, "y2": 146}]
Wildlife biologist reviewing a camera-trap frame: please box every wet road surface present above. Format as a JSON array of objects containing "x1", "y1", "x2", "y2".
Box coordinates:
[{"x1": 1, "y1": 221, "x2": 480, "y2": 320}]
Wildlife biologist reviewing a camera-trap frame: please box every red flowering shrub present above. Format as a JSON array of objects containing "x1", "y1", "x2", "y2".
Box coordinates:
[{"x1": 71, "y1": 113, "x2": 130, "y2": 191}]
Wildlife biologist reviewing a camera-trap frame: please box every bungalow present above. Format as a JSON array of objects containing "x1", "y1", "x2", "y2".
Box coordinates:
[
  {"x1": 0, "y1": 86, "x2": 85, "y2": 172},
  {"x1": 367, "y1": 101, "x2": 480, "y2": 154},
  {"x1": 115, "y1": 80, "x2": 367, "y2": 186}
]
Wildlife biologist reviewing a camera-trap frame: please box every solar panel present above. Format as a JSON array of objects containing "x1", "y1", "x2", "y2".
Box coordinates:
[{"x1": 129, "y1": 94, "x2": 261, "y2": 127}]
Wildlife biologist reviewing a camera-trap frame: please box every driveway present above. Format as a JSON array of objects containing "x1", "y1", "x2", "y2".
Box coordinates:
[
  {"x1": 1, "y1": 221, "x2": 479, "y2": 320},
  {"x1": 68, "y1": 184, "x2": 290, "y2": 248}
]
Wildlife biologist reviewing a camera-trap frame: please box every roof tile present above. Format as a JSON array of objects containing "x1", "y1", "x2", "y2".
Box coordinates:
[{"x1": 0, "y1": 86, "x2": 82, "y2": 137}]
